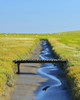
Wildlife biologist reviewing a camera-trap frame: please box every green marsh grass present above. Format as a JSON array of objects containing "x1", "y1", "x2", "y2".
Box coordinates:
[
  {"x1": 0, "y1": 31, "x2": 80, "y2": 100},
  {"x1": 0, "y1": 34, "x2": 39, "y2": 95},
  {"x1": 48, "y1": 31, "x2": 80, "y2": 100}
]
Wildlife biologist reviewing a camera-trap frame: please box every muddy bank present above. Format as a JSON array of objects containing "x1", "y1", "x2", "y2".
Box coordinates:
[
  {"x1": 8, "y1": 41, "x2": 47, "y2": 100},
  {"x1": 46, "y1": 40, "x2": 68, "y2": 70},
  {"x1": 0, "y1": 40, "x2": 47, "y2": 100}
]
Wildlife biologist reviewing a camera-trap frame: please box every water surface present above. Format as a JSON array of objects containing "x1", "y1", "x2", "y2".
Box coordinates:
[{"x1": 34, "y1": 41, "x2": 72, "y2": 100}]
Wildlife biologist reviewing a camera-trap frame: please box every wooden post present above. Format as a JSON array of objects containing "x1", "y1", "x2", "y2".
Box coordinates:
[{"x1": 17, "y1": 63, "x2": 20, "y2": 74}]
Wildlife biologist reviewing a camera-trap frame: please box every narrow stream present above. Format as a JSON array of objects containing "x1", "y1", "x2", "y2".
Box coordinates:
[
  {"x1": 9, "y1": 40, "x2": 72, "y2": 100},
  {"x1": 34, "y1": 41, "x2": 72, "y2": 100}
]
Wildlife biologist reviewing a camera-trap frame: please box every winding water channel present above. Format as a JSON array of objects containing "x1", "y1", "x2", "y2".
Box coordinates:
[
  {"x1": 34, "y1": 41, "x2": 72, "y2": 100},
  {"x1": 10, "y1": 40, "x2": 72, "y2": 100}
]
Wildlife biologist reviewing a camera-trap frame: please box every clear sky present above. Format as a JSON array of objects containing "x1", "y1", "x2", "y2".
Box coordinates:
[{"x1": 0, "y1": 0, "x2": 80, "y2": 33}]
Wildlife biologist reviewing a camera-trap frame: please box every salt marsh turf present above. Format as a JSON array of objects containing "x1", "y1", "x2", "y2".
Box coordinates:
[{"x1": 0, "y1": 31, "x2": 80, "y2": 100}]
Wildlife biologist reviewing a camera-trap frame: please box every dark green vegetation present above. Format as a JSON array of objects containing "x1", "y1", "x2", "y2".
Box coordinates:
[{"x1": 0, "y1": 31, "x2": 80, "y2": 100}]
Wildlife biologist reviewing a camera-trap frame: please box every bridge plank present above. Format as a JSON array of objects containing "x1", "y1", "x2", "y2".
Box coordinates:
[{"x1": 13, "y1": 59, "x2": 68, "y2": 63}]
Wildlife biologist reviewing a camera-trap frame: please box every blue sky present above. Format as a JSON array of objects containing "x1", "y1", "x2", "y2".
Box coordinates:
[{"x1": 0, "y1": 0, "x2": 80, "y2": 33}]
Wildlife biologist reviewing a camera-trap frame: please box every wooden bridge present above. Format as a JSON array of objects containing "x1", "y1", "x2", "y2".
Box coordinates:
[{"x1": 13, "y1": 59, "x2": 68, "y2": 74}]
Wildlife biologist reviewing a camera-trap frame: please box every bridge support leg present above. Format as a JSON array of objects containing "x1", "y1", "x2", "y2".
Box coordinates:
[{"x1": 17, "y1": 63, "x2": 20, "y2": 74}]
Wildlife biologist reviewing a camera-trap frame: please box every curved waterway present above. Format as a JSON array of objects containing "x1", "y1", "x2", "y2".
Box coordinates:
[{"x1": 34, "y1": 41, "x2": 72, "y2": 100}]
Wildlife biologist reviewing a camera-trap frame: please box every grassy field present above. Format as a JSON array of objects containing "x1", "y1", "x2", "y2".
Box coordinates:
[
  {"x1": 48, "y1": 31, "x2": 80, "y2": 100},
  {"x1": 0, "y1": 31, "x2": 80, "y2": 100},
  {"x1": 0, "y1": 33, "x2": 39, "y2": 95}
]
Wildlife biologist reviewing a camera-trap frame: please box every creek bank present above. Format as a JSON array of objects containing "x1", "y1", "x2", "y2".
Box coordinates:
[
  {"x1": 42, "y1": 39, "x2": 68, "y2": 70},
  {"x1": 8, "y1": 40, "x2": 47, "y2": 100},
  {"x1": 47, "y1": 40, "x2": 73, "y2": 99},
  {"x1": 0, "y1": 40, "x2": 46, "y2": 100}
]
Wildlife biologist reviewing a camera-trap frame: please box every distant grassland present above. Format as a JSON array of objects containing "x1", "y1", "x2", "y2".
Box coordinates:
[
  {"x1": 0, "y1": 34, "x2": 39, "y2": 95},
  {"x1": 48, "y1": 31, "x2": 80, "y2": 100}
]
